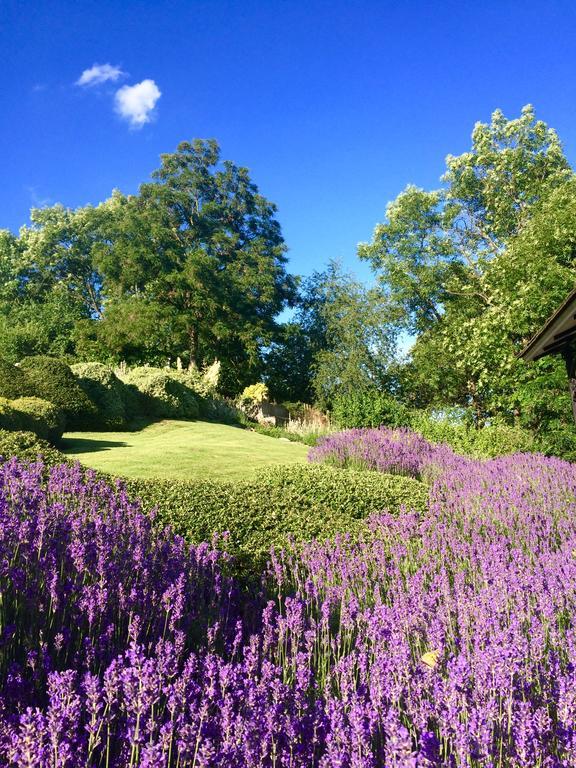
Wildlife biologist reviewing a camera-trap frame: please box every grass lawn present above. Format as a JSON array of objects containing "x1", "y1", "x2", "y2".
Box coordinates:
[{"x1": 61, "y1": 419, "x2": 309, "y2": 481}]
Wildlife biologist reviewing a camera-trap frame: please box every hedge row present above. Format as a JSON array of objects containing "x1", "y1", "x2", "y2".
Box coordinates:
[
  {"x1": 0, "y1": 429, "x2": 71, "y2": 466},
  {"x1": 0, "y1": 358, "x2": 217, "y2": 438},
  {"x1": 0, "y1": 397, "x2": 66, "y2": 443},
  {"x1": 0, "y1": 430, "x2": 429, "y2": 575}
]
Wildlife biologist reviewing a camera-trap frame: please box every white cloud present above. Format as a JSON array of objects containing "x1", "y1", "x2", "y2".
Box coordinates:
[
  {"x1": 114, "y1": 79, "x2": 161, "y2": 128},
  {"x1": 76, "y1": 63, "x2": 125, "y2": 87}
]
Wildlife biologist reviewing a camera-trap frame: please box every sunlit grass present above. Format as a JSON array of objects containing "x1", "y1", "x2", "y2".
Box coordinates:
[{"x1": 61, "y1": 419, "x2": 309, "y2": 481}]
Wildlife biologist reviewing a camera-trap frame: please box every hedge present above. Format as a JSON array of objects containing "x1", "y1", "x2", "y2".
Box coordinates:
[
  {"x1": 10, "y1": 397, "x2": 66, "y2": 443},
  {"x1": 0, "y1": 429, "x2": 69, "y2": 467},
  {"x1": 19, "y1": 356, "x2": 97, "y2": 429},
  {"x1": 71, "y1": 362, "x2": 128, "y2": 429},
  {"x1": 120, "y1": 367, "x2": 199, "y2": 420},
  {"x1": 0, "y1": 358, "x2": 33, "y2": 400},
  {"x1": 124, "y1": 464, "x2": 428, "y2": 572},
  {"x1": 0, "y1": 398, "x2": 20, "y2": 431}
]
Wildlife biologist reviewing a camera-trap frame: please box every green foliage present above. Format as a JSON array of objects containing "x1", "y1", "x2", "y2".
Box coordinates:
[
  {"x1": 409, "y1": 412, "x2": 535, "y2": 459},
  {"x1": 199, "y1": 397, "x2": 244, "y2": 424},
  {"x1": 0, "y1": 358, "x2": 33, "y2": 400},
  {"x1": 10, "y1": 397, "x2": 66, "y2": 444},
  {"x1": 237, "y1": 382, "x2": 269, "y2": 420},
  {"x1": 0, "y1": 429, "x2": 68, "y2": 466},
  {"x1": 0, "y1": 398, "x2": 20, "y2": 431},
  {"x1": 124, "y1": 464, "x2": 428, "y2": 573},
  {"x1": 333, "y1": 391, "x2": 412, "y2": 429},
  {"x1": 240, "y1": 382, "x2": 269, "y2": 402},
  {"x1": 0, "y1": 216, "x2": 96, "y2": 362},
  {"x1": 264, "y1": 323, "x2": 315, "y2": 403},
  {"x1": 303, "y1": 261, "x2": 395, "y2": 408},
  {"x1": 19, "y1": 356, "x2": 97, "y2": 429},
  {"x1": 89, "y1": 141, "x2": 297, "y2": 391},
  {"x1": 359, "y1": 105, "x2": 576, "y2": 433},
  {"x1": 120, "y1": 367, "x2": 199, "y2": 420},
  {"x1": 71, "y1": 362, "x2": 128, "y2": 429}
]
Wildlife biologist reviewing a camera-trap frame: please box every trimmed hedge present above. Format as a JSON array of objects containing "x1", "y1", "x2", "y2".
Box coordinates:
[
  {"x1": 0, "y1": 398, "x2": 20, "y2": 431},
  {"x1": 71, "y1": 362, "x2": 128, "y2": 429},
  {"x1": 0, "y1": 429, "x2": 69, "y2": 466},
  {"x1": 120, "y1": 367, "x2": 199, "y2": 420},
  {"x1": 11, "y1": 397, "x2": 66, "y2": 443},
  {"x1": 19, "y1": 356, "x2": 97, "y2": 429},
  {"x1": 0, "y1": 358, "x2": 33, "y2": 400},
  {"x1": 124, "y1": 464, "x2": 428, "y2": 572}
]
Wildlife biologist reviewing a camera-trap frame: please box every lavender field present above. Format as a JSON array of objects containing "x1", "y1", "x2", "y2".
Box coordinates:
[{"x1": 1, "y1": 429, "x2": 576, "y2": 766}]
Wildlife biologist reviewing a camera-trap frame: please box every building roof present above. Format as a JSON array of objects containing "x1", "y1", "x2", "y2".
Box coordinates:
[{"x1": 519, "y1": 287, "x2": 576, "y2": 362}]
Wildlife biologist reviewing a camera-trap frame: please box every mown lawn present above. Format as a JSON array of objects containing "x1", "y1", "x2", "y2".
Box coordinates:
[{"x1": 61, "y1": 419, "x2": 309, "y2": 481}]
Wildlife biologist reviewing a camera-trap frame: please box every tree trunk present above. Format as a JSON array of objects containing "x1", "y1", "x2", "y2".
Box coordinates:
[{"x1": 188, "y1": 326, "x2": 199, "y2": 370}]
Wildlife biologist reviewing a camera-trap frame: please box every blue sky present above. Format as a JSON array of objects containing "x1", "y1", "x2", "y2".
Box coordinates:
[{"x1": 1, "y1": 0, "x2": 576, "y2": 283}]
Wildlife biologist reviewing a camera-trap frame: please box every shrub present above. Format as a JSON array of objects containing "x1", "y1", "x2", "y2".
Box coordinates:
[
  {"x1": 124, "y1": 463, "x2": 428, "y2": 573},
  {"x1": 10, "y1": 397, "x2": 66, "y2": 443},
  {"x1": 0, "y1": 397, "x2": 20, "y2": 431},
  {"x1": 165, "y1": 361, "x2": 221, "y2": 398},
  {"x1": 409, "y1": 412, "x2": 535, "y2": 458},
  {"x1": 71, "y1": 362, "x2": 128, "y2": 429},
  {"x1": 19, "y1": 356, "x2": 97, "y2": 429},
  {"x1": 332, "y1": 390, "x2": 412, "y2": 429},
  {"x1": 120, "y1": 367, "x2": 199, "y2": 420},
  {"x1": 199, "y1": 396, "x2": 244, "y2": 424},
  {"x1": 0, "y1": 358, "x2": 33, "y2": 399},
  {"x1": 0, "y1": 429, "x2": 68, "y2": 466},
  {"x1": 237, "y1": 382, "x2": 269, "y2": 419}
]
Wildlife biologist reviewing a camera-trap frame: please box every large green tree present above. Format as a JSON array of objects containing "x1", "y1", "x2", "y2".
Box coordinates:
[
  {"x1": 0, "y1": 206, "x2": 101, "y2": 361},
  {"x1": 359, "y1": 106, "x2": 576, "y2": 426},
  {"x1": 90, "y1": 140, "x2": 296, "y2": 390}
]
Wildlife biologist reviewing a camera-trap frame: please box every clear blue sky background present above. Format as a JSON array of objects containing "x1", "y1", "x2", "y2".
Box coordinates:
[{"x1": 1, "y1": 0, "x2": 576, "y2": 283}]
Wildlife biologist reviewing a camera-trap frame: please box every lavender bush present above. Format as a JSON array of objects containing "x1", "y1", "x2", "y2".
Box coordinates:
[
  {"x1": 308, "y1": 426, "x2": 465, "y2": 479},
  {"x1": 1, "y1": 439, "x2": 576, "y2": 765}
]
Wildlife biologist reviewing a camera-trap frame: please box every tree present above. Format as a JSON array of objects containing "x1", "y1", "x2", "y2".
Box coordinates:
[
  {"x1": 265, "y1": 261, "x2": 395, "y2": 407},
  {"x1": 358, "y1": 106, "x2": 576, "y2": 423},
  {"x1": 0, "y1": 207, "x2": 100, "y2": 361},
  {"x1": 91, "y1": 140, "x2": 297, "y2": 391},
  {"x1": 263, "y1": 322, "x2": 315, "y2": 403}
]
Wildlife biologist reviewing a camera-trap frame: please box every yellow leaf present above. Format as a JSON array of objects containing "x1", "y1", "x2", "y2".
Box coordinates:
[{"x1": 421, "y1": 649, "x2": 440, "y2": 669}]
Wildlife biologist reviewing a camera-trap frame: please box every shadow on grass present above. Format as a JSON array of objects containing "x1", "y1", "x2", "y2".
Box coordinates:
[{"x1": 61, "y1": 438, "x2": 130, "y2": 454}]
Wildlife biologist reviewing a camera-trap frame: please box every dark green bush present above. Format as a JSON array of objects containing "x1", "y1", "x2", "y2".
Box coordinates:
[
  {"x1": 11, "y1": 397, "x2": 66, "y2": 443},
  {"x1": 198, "y1": 397, "x2": 244, "y2": 424},
  {"x1": 124, "y1": 464, "x2": 428, "y2": 573},
  {"x1": 19, "y1": 356, "x2": 97, "y2": 429},
  {"x1": 120, "y1": 367, "x2": 199, "y2": 420},
  {"x1": 0, "y1": 398, "x2": 20, "y2": 431},
  {"x1": 533, "y1": 422, "x2": 576, "y2": 462},
  {"x1": 71, "y1": 362, "x2": 128, "y2": 429},
  {"x1": 0, "y1": 429, "x2": 69, "y2": 466},
  {"x1": 333, "y1": 391, "x2": 412, "y2": 429},
  {"x1": 0, "y1": 358, "x2": 33, "y2": 400}
]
